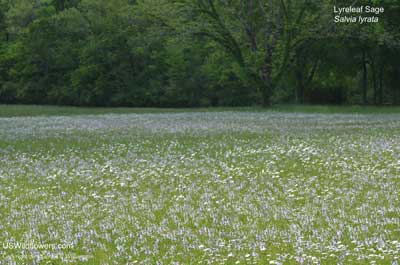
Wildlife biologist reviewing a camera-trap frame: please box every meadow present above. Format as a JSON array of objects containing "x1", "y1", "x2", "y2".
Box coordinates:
[{"x1": 0, "y1": 106, "x2": 399, "y2": 264}]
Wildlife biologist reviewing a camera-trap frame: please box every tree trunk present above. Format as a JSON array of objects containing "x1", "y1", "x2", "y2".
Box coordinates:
[
  {"x1": 295, "y1": 67, "x2": 304, "y2": 104},
  {"x1": 260, "y1": 64, "x2": 272, "y2": 106},
  {"x1": 397, "y1": 68, "x2": 400, "y2": 105},
  {"x1": 362, "y1": 49, "x2": 368, "y2": 105},
  {"x1": 378, "y1": 66, "x2": 383, "y2": 105},
  {"x1": 371, "y1": 59, "x2": 377, "y2": 105}
]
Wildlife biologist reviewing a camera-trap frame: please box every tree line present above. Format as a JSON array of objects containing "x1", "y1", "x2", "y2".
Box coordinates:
[{"x1": 0, "y1": 0, "x2": 399, "y2": 107}]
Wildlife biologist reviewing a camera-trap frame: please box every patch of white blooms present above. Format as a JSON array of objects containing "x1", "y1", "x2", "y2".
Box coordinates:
[{"x1": 0, "y1": 112, "x2": 399, "y2": 264}]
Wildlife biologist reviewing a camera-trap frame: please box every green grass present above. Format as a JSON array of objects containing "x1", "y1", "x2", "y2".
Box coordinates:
[
  {"x1": 0, "y1": 104, "x2": 184, "y2": 117},
  {"x1": 272, "y1": 104, "x2": 400, "y2": 114},
  {"x1": 1, "y1": 104, "x2": 400, "y2": 117},
  {"x1": 0, "y1": 107, "x2": 399, "y2": 264}
]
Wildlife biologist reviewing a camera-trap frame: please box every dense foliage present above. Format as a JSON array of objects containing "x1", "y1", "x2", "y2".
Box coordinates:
[{"x1": 0, "y1": 0, "x2": 399, "y2": 106}]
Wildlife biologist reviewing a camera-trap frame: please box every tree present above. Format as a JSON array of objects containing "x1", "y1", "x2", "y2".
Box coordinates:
[{"x1": 186, "y1": 0, "x2": 318, "y2": 106}]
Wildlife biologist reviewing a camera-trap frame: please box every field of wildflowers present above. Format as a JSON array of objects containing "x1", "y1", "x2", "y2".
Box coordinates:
[{"x1": 0, "y1": 111, "x2": 399, "y2": 264}]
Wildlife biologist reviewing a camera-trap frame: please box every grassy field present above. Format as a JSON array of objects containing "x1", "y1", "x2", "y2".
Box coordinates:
[
  {"x1": 1, "y1": 104, "x2": 400, "y2": 117},
  {"x1": 0, "y1": 106, "x2": 399, "y2": 264}
]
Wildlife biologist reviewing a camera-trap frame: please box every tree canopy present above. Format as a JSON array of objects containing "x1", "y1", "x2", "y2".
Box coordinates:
[{"x1": 0, "y1": 0, "x2": 399, "y2": 106}]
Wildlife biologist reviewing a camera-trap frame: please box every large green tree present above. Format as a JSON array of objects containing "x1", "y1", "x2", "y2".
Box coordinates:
[
  {"x1": 184, "y1": 0, "x2": 320, "y2": 105},
  {"x1": 0, "y1": 0, "x2": 399, "y2": 106}
]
